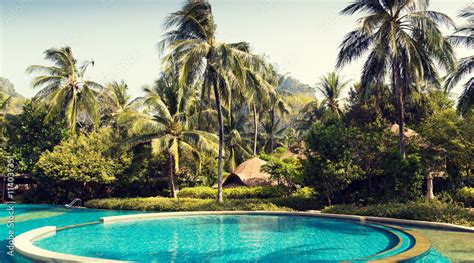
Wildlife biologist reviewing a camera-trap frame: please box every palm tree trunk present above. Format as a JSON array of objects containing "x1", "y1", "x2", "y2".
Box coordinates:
[
  {"x1": 168, "y1": 155, "x2": 177, "y2": 198},
  {"x1": 269, "y1": 109, "x2": 275, "y2": 153},
  {"x1": 392, "y1": 61, "x2": 406, "y2": 158},
  {"x1": 426, "y1": 173, "x2": 434, "y2": 200},
  {"x1": 253, "y1": 104, "x2": 258, "y2": 156},
  {"x1": 212, "y1": 72, "x2": 224, "y2": 203}
]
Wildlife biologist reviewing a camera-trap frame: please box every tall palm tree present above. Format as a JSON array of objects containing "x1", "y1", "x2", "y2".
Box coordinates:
[
  {"x1": 118, "y1": 82, "x2": 218, "y2": 198},
  {"x1": 446, "y1": 4, "x2": 473, "y2": 116},
  {"x1": 316, "y1": 72, "x2": 348, "y2": 115},
  {"x1": 265, "y1": 92, "x2": 291, "y2": 153},
  {"x1": 223, "y1": 105, "x2": 252, "y2": 172},
  {"x1": 295, "y1": 99, "x2": 327, "y2": 135},
  {"x1": 99, "y1": 80, "x2": 141, "y2": 127},
  {"x1": 160, "y1": 0, "x2": 267, "y2": 202},
  {"x1": 337, "y1": 0, "x2": 456, "y2": 157},
  {"x1": 26, "y1": 47, "x2": 104, "y2": 134}
]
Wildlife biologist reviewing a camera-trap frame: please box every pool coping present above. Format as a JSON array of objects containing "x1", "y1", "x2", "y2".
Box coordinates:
[
  {"x1": 13, "y1": 226, "x2": 128, "y2": 263},
  {"x1": 14, "y1": 211, "x2": 433, "y2": 262}
]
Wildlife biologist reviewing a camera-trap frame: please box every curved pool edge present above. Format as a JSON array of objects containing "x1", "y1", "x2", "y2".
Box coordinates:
[
  {"x1": 15, "y1": 211, "x2": 430, "y2": 262},
  {"x1": 13, "y1": 226, "x2": 129, "y2": 263}
]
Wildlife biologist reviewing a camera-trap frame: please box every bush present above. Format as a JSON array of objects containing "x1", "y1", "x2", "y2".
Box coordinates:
[
  {"x1": 85, "y1": 196, "x2": 323, "y2": 212},
  {"x1": 86, "y1": 197, "x2": 287, "y2": 212},
  {"x1": 322, "y1": 200, "x2": 474, "y2": 227},
  {"x1": 177, "y1": 186, "x2": 287, "y2": 199},
  {"x1": 459, "y1": 187, "x2": 474, "y2": 207},
  {"x1": 291, "y1": 187, "x2": 316, "y2": 198}
]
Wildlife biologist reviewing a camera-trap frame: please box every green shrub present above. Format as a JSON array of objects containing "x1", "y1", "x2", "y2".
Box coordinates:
[
  {"x1": 271, "y1": 197, "x2": 321, "y2": 211},
  {"x1": 85, "y1": 196, "x2": 322, "y2": 212},
  {"x1": 291, "y1": 187, "x2": 316, "y2": 198},
  {"x1": 322, "y1": 200, "x2": 474, "y2": 227},
  {"x1": 177, "y1": 186, "x2": 287, "y2": 199},
  {"x1": 459, "y1": 187, "x2": 474, "y2": 206},
  {"x1": 86, "y1": 197, "x2": 287, "y2": 212}
]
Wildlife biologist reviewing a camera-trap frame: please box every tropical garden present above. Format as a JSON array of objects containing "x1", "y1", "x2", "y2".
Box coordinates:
[{"x1": 1, "y1": 0, "x2": 473, "y2": 226}]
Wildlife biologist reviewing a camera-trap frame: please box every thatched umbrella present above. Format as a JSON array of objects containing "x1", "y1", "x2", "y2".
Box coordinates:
[
  {"x1": 389, "y1": 123, "x2": 418, "y2": 138},
  {"x1": 222, "y1": 157, "x2": 276, "y2": 187}
]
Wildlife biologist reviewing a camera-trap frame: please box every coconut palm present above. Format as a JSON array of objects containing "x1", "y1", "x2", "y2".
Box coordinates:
[
  {"x1": 337, "y1": 0, "x2": 456, "y2": 157},
  {"x1": 26, "y1": 47, "x2": 104, "y2": 134},
  {"x1": 118, "y1": 81, "x2": 218, "y2": 198},
  {"x1": 160, "y1": 0, "x2": 267, "y2": 202},
  {"x1": 446, "y1": 4, "x2": 473, "y2": 116},
  {"x1": 316, "y1": 72, "x2": 348, "y2": 115},
  {"x1": 223, "y1": 104, "x2": 253, "y2": 172},
  {"x1": 99, "y1": 80, "x2": 141, "y2": 127},
  {"x1": 264, "y1": 92, "x2": 291, "y2": 153},
  {"x1": 295, "y1": 99, "x2": 327, "y2": 135}
]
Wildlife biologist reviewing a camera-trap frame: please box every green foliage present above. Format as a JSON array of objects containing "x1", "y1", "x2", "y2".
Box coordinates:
[
  {"x1": 459, "y1": 187, "x2": 474, "y2": 206},
  {"x1": 85, "y1": 196, "x2": 322, "y2": 212},
  {"x1": 177, "y1": 186, "x2": 286, "y2": 199},
  {"x1": 291, "y1": 187, "x2": 316, "y2": 198},
  {"x1": 304, "y1": 120, "x2": 364, "y2": 205},
  {"x1": 36, "y1": 128, "x2": 131, "y2": 200},
  {"x1": 381, "y1": 151, "x2": 425, "y2": 201},
  {"x1": 323, "y1": 200, "x2": 474, "y2": 227},
  {"x1": 9, "y1": 101, "x2": 68, "y2": 174},
  {"x1": 261, "y1": 156, "x2": 304, "y2": 192}
]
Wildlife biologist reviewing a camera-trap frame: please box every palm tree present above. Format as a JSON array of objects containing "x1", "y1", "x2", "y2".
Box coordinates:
[
  {"x1": 99, "y1": 80, "x2": 141, "y2": 127},
  {"x1": 223, "y1": 105, "x2": 252, "y2": 172},
  {"x1": 26, "y1": 47, "x2": 104, "y2": 134},
  {"x1": 160, "y1": 0, "x2": 267, "y2": 202},
  {"x1": 119, "y1": 81, "x2": 218, "y2": 198},
  {"x1": 295, "y1": 99, "x2": 327, "y2": 135},
  {"x1": 446, "y1": 4, "x2": 473, "y2": 116},
  {"x1": 265, "y1": 92, "x2": 291, "y2": 153},
  {"x1": 337, "y1": 0, "x2": 456, "y2": 157},
  {"x1": 316, "y1": 72, "x2": 347, "y2": 115}
]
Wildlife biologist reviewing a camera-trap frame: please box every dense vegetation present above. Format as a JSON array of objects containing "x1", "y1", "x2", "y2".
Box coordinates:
[
  {"x1": 323, "y1": 200, "x2": 474, "y2": 227},
  {"x1": 1, "y1": 0, "x2": 473, "y2": 224}
]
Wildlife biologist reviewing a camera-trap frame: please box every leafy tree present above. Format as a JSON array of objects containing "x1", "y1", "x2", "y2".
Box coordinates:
[
  {"x1": 337, "y1": 0, "x2": 456, "y2": 157},
  {"x1": 36, "y1": 128, "x2": 131, "y2": 201},
  {"x1": 160, "y1": 0, "x2": 269, "y2": 202},
  {"x1": 118, "y1": 79, "x2": 218, "y2": 198},
  {"x1": 26, "y1": 47, "x2": 104, "y2": 134},
  {"x1": 304, "y1": 120, "x2": 364, "y2": 205},
  {"x1": 382, "y1": 151, "x2": 424, "y2": 201},
  {"x1": 446, "y1": 4, "x2": 473, "y2": 116},
  {"x1": 261, "y1": 155, "x2": 304, "y2": 195},
  {"x1": 8, "y1": 101, "x2": 68, "y2": 174}
]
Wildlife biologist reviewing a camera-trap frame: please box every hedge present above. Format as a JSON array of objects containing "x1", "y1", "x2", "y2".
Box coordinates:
[
  {"x1": 177, "y1": 186, "x2": 287, "y2": 199},
  {"x1": 85, "y1": 196, "x2": 321, "y2": 212},
  {"x1": 322, "y1": 200, "x2": 474, "y2": 227}
]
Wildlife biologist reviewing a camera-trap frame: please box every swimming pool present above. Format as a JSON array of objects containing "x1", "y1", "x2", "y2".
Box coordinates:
[{"x1": 0, "y1": 204, "x2": 454, "y2": 262}]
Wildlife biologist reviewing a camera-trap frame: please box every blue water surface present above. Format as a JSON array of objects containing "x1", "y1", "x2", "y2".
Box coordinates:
[{"x1": 0, "y1": 204, "x2": 450, "y2": 262}]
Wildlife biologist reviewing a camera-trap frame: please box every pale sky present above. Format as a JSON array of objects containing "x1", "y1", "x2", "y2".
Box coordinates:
[{"x1": 0, "y1": 0, "x2": 471, "y2": 99}]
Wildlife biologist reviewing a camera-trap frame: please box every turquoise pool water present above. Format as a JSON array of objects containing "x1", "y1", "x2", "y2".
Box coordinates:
[
  {"x1": 36, "y1": 215, "x2": 403, "y2": 262},
  {"x1": 1, "y1": 204, "x2": 451, "y2": 262},
  {"x1": 0, "y1": 204, "x2": 142, "y2": 262}
]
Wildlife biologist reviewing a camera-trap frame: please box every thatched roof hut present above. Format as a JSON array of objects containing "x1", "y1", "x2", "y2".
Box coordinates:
[
  {"x1": 223, "y1": 157, "x2": 275, "y2": 187},
  {"x1": 390, "y1": 123, "x2": 419, "y2": 138}
]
